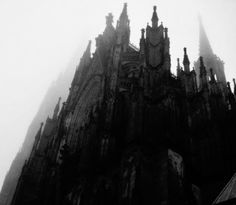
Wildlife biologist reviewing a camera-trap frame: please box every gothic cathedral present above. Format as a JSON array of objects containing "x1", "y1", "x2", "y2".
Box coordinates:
[{"x1": 11, "y1": 4, "x2": 236, "y2": 205}]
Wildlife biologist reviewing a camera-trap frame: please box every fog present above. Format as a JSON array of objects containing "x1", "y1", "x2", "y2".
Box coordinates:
[{"x1": 0, "y1": 0, "x2": 236, "y2": 190}]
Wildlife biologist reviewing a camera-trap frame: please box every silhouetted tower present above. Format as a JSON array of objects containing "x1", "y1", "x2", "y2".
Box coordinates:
[
  {"x1": 145, "y1": 6, "x2": 170, "y2": 72},
  {"x1": 116, "y1": 3, "x2": 130, "y2": 51},
  {"x1": 195, "y1": 17, "x2": 226, "y2": 87},
  {"x1": 177, "y1": 48, "x2": 197, "y2": 95}
]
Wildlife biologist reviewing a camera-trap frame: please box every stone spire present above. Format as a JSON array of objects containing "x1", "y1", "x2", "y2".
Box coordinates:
[
  {"x1": 199, "y1": 16, "x2": 213, "y2": 57},
  {"x1": 139, "y1": 28, "x2": 146, "y2": 58},
  {"x1": 177, "y1": 58, "x2": 181, "y2": 77},
  {"x1": 195, "y1": 16, "x2": 227, "y2": 87},
  {"x1": 116, "y1": 3, "x2": 130, "y2": 51},
  {"x1": 119, "y1": 3, "x2": 129, "y2": 28},
  {"x1": 183, "y1": 47, "x2": 190, "y2": 72},
  {"x1": 53, "y1": 97, "x2": 61, "y2": 120},
  {"x1": 151, "y1": 6, "x2": 159, "y2": 28}
]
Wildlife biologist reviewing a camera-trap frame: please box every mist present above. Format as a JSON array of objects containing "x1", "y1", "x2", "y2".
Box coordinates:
[{"x1": 0, "y1": 0, "x2": 236, "y2": 195}]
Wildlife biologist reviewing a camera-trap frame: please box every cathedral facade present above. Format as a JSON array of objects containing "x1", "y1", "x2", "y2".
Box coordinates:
[{"x1": 11, "y1": 4, "x2": 236, "y2": 205}]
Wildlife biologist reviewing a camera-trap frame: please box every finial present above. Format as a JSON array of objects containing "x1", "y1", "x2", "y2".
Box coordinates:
[
  {"x1": 176, "y1": 58, "x2": 181, "y2": 76},
  {"x1": 164, "y1": 28, "x2": 168, "y2": 38},
  {"x1": 119, "y1": 3, "x2": 129, "y2": 27},
  {"x1": 177, "y1": 58, "x2": 180, "y2": 70},
  {"x1": 106, "y1": 13, "x2": 113, "y2": 26},
  {"x1": 141, "y1": 28, "x2": 145, "y2": 38},
  {"x1": 151, "y1": 5, "x2": 159, "y2": 28},
  {"x1": 200, "y1": 56, "x2": 203, "y2": 64},
  {"x1": 183, "y1": 48, "x2": 190, "y2": 71},
  {"x1": 184, "y1": 47, "x2": 187, "y2": 55},
  {"x1": 227, "y1": 82, "x2": 232, "y2": 93}
]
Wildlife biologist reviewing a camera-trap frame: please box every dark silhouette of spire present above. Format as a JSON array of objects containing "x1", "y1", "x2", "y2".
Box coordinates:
[
  {"x1": 164, "y1": 27, "x2": 168, "y2": 39},
  {"x1": 183, "y1": 47, "x2": 190, "y2": 72},
  {"x1": 141, "y1": 28, "x2": 145, "y2": 39},
  {"x1": 53, "y1": 97, "x2": 61, "y2": 120},
  {"x1": 177, "y1": 58, "x2": 180, "y2": 69},
  {"x1": 177, "y1": 58, "x2": 181, "y2": 77},
  {"x1": 140, "y1": 28, "x2": 145, "y2": 57},
  {"x1": 195, "y1": 16, "x2": 227, "y2": 87},
  {"x1": 151, "y1": 6, "x2": 159, "y2": 28},
  {"x1": 199, "y1": 16, "x2": 213, "y2": 57}
]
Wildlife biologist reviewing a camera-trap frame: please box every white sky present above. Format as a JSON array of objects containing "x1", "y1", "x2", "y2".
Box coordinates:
[{"x1": 0, "y1": 0, "x2": 236, "y2": 189}]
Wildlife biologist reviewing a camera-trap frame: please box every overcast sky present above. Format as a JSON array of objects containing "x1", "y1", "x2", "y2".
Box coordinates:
[{"x1": 0, "y1": 0, "x2": 236, "y2": 189}]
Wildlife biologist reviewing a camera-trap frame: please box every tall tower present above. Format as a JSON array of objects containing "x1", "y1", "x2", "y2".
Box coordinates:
[{"x1": 195, "y1": 17, "x2": 226, "y2": 87}]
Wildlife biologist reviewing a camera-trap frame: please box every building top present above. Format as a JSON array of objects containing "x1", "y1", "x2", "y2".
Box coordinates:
[{"x1": 199, "y1": 16, "x2": 214, "y2": 57}]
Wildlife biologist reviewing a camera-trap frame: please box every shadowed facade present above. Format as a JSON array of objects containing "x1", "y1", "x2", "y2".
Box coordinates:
[{"x1": 10, "y1": 4, "x2": 236, "y2": 205}]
